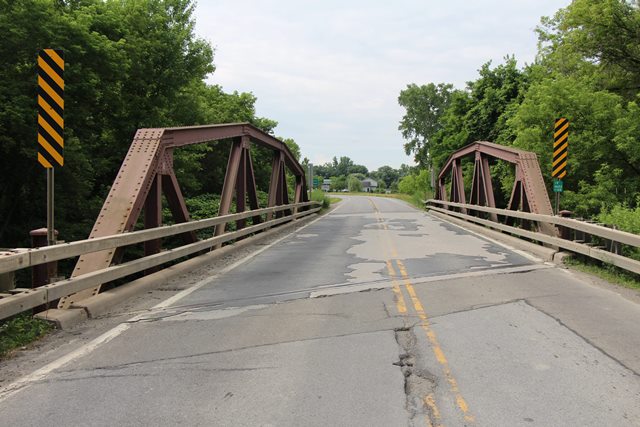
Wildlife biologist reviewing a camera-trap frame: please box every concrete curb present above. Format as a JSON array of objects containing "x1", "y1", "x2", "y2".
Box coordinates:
[
  {"x1": 35, "y1": 308, "x2": 87, "y2": 330},
  {"x1": 38, "y1": 214, "x2": 318, "y2": 328},
  {"x1": 428, "y1": 210, "x2": 557, "y2": 262},
  {"x1": 553, "y1": 251, "x2": 572, "y2": 265}
]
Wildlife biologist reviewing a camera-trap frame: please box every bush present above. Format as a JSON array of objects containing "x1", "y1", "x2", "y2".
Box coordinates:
[
  {"x1": 348, "y1": 176, "x2": 362, "y2": 192},
  {"x1": 311, "y1": 189, "x2": 330, "y2": 209},
  {"x1": 398, "y1": 169, "x2": 433, "y2": 208},
  {"x1": 598, "y1": 198, "x2": 640, "y2": 260}
]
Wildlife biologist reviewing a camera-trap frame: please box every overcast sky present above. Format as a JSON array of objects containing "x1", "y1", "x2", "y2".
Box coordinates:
[{"x1": 193, "y1": 0, "x2": 570, "y2": 171}]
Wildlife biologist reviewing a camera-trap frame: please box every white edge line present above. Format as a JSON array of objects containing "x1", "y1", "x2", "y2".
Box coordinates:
[
  {"x1": 0, "y1": 323, "x2": 130, "y2": 402},
  {"x1": 427, "y1": 212, "x2": 543, "y2": 263},
  {"x1": 0, "y1": 207, "x2": 339, "y2": 402}
]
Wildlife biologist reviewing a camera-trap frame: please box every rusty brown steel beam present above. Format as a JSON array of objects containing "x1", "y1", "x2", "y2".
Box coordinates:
[
  {"x1": 438, "y1": 141, "x2": 520, "y2": 182},
  {"x1": 144, "y1": 175, "x2": 163, "y2": 257},
  {"x1": 267, "y1": 152, "x2": 283, "y2": 221},
  {"x1": 215, "y1": 137, "x2": 243, "y2": 239},
  {"x1": 235, "y1": 138, "x2": 249, "y2": 230},
  {"x1": 245, "y1": 148, "x2": 262, "y2": 225},
  {"x1": 281, "y1": 160, "x2": 290, "y2": 216},
  {"x1": 161, "y1": 123, "x2": 305, "y2": 177},
  {"x1": 58, "y1": 128, "x2": 166, "y2": 309}
]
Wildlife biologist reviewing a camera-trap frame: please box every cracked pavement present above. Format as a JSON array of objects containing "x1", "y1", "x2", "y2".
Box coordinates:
[{"x1": 1, "y1": 195, "x2": 639, "y2": 426}]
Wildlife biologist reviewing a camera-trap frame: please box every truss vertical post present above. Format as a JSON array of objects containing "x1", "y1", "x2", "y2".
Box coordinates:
[
  {"x1": 214, "y1": 137, "x2": 243, "y2": 242},
  {"x1": 450, "y1": 160, "x2": 467, "y2": 214},
  {"x1": 143, "y1": 174, "x2": 163, "y2": 274},
  {"x1": 281, "y1": 160, "x2": 290, "y2": 216},
  {"x1": 293, "y1": 175, "x2": 303, "y2": 215},
  {"x1": 479, "y1": 154, "x2": 498, "y2": 221},
  {"x1": 245, "y1": 144, "x2": 262, "y2": 225},
  {"x1": 267, "y1": 151, "x2": 284, "y2": 221},
  {"x1": 469, "y1": 155, "x2": 480, "y2": 207},
  {"x1": 144, "y1": 174, "x2": 163, "y2": 257},
  {"x1": 235, "y1": 138, "x2": 249, "y2": 231}
]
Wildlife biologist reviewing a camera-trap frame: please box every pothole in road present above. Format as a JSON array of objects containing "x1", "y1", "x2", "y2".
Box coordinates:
[{"x1": 393, "y1": 326, "x2": 440, "y2": 427}]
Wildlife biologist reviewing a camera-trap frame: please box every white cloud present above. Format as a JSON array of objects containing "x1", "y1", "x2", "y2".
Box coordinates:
[{"x1": 194, "y1": 0, "x2": 570, "y2": 171}]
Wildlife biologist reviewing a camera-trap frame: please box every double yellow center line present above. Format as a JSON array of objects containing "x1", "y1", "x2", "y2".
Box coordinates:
[{"x1": 369, "y1": 198, "x2": 475, "y2": 426}]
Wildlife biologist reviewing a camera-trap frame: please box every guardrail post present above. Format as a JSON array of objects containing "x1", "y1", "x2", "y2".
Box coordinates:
[
  {"x1": 30, "y1": 228, "x2": 58, "y2": 287},
  {"x1": 557, "y1": 210, "x2": 572, "y2": 240},
  {"x1": 0, "y1": 261, "x2": 14, "y2": 292},
  {"x1": 610, "y1": 225, "x2": 622, "y2": 254}
]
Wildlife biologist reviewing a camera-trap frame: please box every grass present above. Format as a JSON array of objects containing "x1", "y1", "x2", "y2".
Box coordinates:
[
  {"x1": 563, "y1": 256, "x2": 640, "y2": 291},
  {"x1": 0, "y1": 313, "x2": 54, "y2": 359}
]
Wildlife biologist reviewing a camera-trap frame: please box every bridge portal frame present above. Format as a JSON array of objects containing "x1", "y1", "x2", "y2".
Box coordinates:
[{"x1": 435, "y1": 141, "x2": 555, "y2": 235}]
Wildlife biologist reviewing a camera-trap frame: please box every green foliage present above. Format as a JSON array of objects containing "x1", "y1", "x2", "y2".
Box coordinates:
[
  {"x1": 0, "y1": 314, "x2": 53, "y2": 358},
  {"x1": 507, "y1": 73, "x2": 639, "y2": 215},
  {"x1": 398, "y1": 175, "x2": 417, "y2": 195},
  {"x1": 398, "y1": 169, "x2": 430, "y2": 195},
  {"x1": 598, "y1": 199, "x2": 640, "y2": 235},
  {"x1": 537, "y1": 0, "x2": 640, "y2": 96},
  {"x1": 598, "y1": 198, "x2": 640, "y2": 260},
  {"x1": 398, "y1": 83, "x2": 454, "y2": 166},
  {"x1": 370, "y1": 166, "x2": 399, "y2": 189},
  {"x1": 184, "y1": 193, "x2": 222, "y2": 221},
  {"x1": 310, "y1": 189, "x2": 330, "y2": 209},
  {"x1": 314, "y1": 156, "x2": 368, "y2": 178},
  {"x1": 348, "y1": 175, "x2": 363, "y2": 192},
  {"x1": 397, "y1": 169, "x2": 433, "y2": 208},
  {"x1": 330, "y1": 175, "x2": 347, "y2": 192}
]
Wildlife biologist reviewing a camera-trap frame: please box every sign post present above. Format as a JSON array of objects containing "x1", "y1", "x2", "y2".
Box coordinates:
[
  {"x1": 38, "y1": 49, "x2": 64, "y2": 245},
  {"x1": 552, "y1": 118, "x2": 568, "y2": 215},
  {"x1": 307, "y1": 163, "x2": 313, "y2": 200}
]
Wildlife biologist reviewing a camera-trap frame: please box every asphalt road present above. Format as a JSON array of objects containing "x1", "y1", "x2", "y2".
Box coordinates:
[{"x1": 0, "y1": 195, "x2": 639, "y2": 426}]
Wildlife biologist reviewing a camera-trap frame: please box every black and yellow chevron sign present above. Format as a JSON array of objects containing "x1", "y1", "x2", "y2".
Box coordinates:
[
  {"x1": 37, "y1": 49, "x2": 64, "y2": 168},
  {"x1": 552, "y1": 118, "x2": 568, "y2": 179}
]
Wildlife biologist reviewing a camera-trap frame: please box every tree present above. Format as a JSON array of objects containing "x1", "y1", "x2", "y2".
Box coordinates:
[
  {"x1": 398, "y1": 175, "x2": 416, "y2": 195},
  {"x1": 400, "y1": 59, "x2": 529, "y2": 171},
  {"x1": 373, "y1": 166, "x2": 399, "y2": 189},
  {"x1": 348, "y1": 175, "x2": 362, "y2": 192},
  {"x1": 398, "y1": 83, "x2": 453, "y2": 166},
  {"x1": 537, "y1": 0, "x2": 640, "y2": 97},
  {"x1": 330, "y1": 175, "x2": 347, "y2": 191},
  {"x1": 507, "y1": 73, "x2": 639, "y2": 215},
  {"x1": 0, "y1": 0, "x2": 284, "y2": 246}
]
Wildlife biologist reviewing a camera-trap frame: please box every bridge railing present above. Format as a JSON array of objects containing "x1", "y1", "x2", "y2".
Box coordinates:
[
  {"x1": 0, "y1": 201, "x2": 321, "y2": 320},
  {"x1": 426, "y1": 200, "x2": 640, "y2": 275}
]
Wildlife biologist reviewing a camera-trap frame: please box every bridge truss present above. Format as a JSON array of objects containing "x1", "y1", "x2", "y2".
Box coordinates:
[{"x1": 58, "y1": 123, "x2": 309, "y2": 308}]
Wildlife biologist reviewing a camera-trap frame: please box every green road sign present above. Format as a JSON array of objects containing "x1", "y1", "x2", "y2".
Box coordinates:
[
  {"x1": 553, "y1": 179, "x2": 563, "y2": 193},
  {"x1": 313, "y1": 177, "x2": 320, "y2": 187}
]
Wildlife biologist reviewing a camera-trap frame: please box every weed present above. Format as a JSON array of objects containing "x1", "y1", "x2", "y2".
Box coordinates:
[
  {"x1": 563, "y1": 255, "x2": 640, "y2": 291},
  {"x1": 0, "y1": 313, "x2": 53, "y2": 359}
]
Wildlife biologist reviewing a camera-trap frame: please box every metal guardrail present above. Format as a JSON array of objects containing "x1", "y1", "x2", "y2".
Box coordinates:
[
  {"x1": 0, "y1": 201, "x2": 321, "y2": 320},
  {"x1": 426, "y1": 199, "x2": 640, "y2": 275}
]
